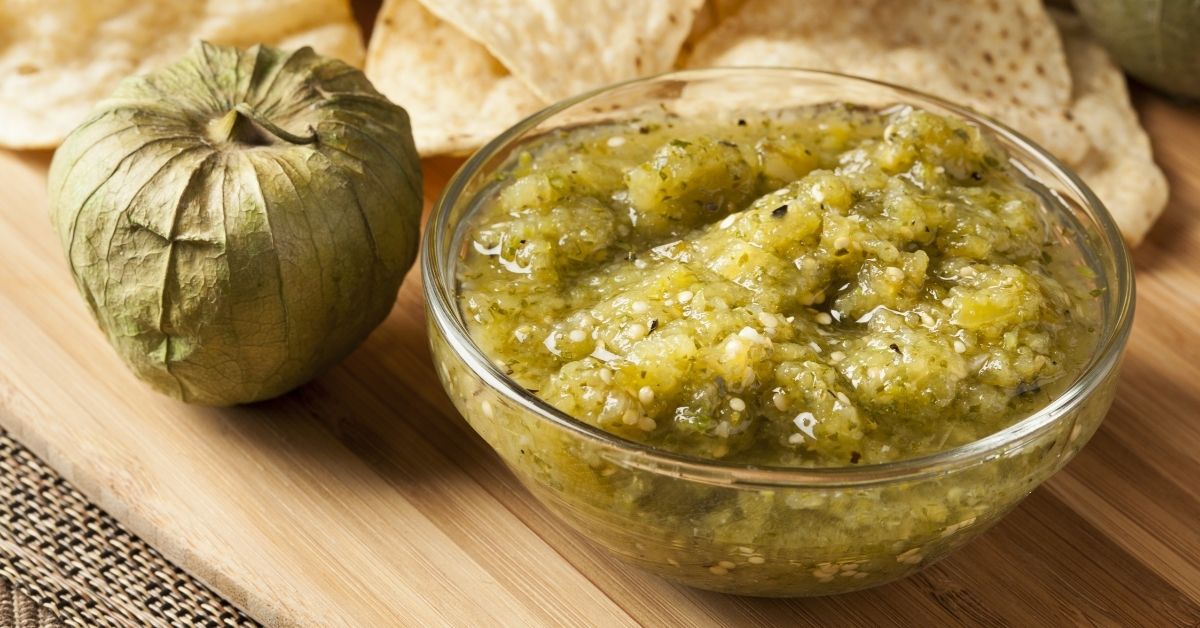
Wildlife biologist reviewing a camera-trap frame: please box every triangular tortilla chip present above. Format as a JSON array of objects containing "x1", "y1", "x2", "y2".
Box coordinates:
[
  {"x1": 1055, "y1": 12, "x2": 1168, "y2": 246},
  {"x1": 365, "y1": 0, "x2": 546, "y2": 156},
  {"x1": 0, "y1": 0, "x2": 363, "y2": 149},
  {"x1": 677, "y1": 0, "x2": 748, "y2": 66},
  {"x1": 415, "y1": 0, "x2": 705, "y2": 103},
  {"x1": 685, "y1": 0, "x2": 1090, "y2": 164}
]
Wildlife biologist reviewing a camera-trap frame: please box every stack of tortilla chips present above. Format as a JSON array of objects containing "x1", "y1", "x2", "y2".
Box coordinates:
[
  {"x1": 0, "y1": 0, "x2": 364, "y2": 149},
  {"x1": 365, "y1": 0, "x2": 1166, "y2": 245},
  {"x1": 0, "y1": 0, "x2": 1169, "y2": 244}
]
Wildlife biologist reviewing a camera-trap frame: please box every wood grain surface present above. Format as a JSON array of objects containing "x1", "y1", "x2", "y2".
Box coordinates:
[{"x1": 0, "y1": 90, "x2": 1198, "y2": 626}]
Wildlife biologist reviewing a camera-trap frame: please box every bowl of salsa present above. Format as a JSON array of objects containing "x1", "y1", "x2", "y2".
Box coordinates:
[{"x1": 422, "y1": 68, "x2": 1133, "y2": 596}]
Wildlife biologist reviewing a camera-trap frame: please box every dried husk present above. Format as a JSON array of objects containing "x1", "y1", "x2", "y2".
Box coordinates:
[
  {"x1": 47, "y1": 42, "x2": 423, "y2": 405},
  {"x1": 1074, "y1": 0, "x2": 1200, "y2": 100}
]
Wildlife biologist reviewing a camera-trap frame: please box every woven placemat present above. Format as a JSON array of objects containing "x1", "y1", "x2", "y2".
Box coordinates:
[
  {"x1": 0, "y1": 428, "x2": 259, "y2": 627},
  {"x1": 0, "y1": 578, "x2": 60, "y2": 628}
]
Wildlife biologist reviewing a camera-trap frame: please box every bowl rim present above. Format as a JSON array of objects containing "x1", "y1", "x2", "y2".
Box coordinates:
[{"x1": 421, "y1": 67, "x2": 1135, "y2": 488}]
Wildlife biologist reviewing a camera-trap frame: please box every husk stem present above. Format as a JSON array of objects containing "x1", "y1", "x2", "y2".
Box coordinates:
[{"x1": 209, "y1": 103, "x2": 318, "y2": 146}]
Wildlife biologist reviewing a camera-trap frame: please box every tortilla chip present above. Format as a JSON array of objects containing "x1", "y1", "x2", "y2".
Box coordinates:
[
  {"x1": 678, "y1": 0, "x2": 748, "y2": 66},
  {"x1": 685, "y1": 0, "x2": 1090, "y2": 164},
  {"x1": 1055, "y1": 12, "x2": 1168, "y2": 246},
  {"x1": 0, "y1": 0, "x2": 363, "y2": 149},
  {"x1": 365, "y1": 0, "x2": 545, "y2": 156},
  {"x1": 415, "y1": 0, "x2": 705, "y2": 103}
]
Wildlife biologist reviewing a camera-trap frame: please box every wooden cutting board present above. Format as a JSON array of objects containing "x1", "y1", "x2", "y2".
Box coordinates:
[{"x1": 1, "y1": 91, "x2": 1198, "y2": 626}]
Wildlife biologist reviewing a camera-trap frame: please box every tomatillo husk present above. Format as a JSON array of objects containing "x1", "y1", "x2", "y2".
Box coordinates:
[
  {"x1": 48, "y1": 42, "x2": 422, "y2": 405},
  {"x1": 1074, "y1": 0, "x2": 1200, "y2": 100}
]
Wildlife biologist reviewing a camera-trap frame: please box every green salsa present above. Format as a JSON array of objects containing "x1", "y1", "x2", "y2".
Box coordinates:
[{"x1": 458, "y1": 104, "x2": 1099, "y2": 468}]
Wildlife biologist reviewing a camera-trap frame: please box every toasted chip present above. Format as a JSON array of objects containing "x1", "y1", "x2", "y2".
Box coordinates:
[
  {"x1": 1055, "y1": 12, "x2": 1168, "y2": 246},
  {"x1": 0, "y1": 0, "x2": 363, "y2": 149},
  {"x1": 416, "y1": 0, "x2": 705, "y2": 103},
  {"x1": 365, "y1": 0, "x2": 545, "y2": 156},
  {"x1": 677, "y1": 0, "x2": 748, "y2": 66},
  {"x1": 685, "y1": 0, "x2": 1090, "y2": 164}
]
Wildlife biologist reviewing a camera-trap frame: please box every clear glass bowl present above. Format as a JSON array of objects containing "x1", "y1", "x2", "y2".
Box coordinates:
[{"x1": 422, "y1": 68, "x2": 1134, "y2": 596}]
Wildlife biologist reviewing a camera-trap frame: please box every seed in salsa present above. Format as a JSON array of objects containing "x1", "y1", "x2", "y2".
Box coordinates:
[{"x1": 457, "y1": 104, "x2": 1099, "y2": 468}]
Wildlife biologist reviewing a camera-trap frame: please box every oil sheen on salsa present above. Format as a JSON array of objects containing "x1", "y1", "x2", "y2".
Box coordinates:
[{"x1": 457, "y1": 104, "x2": 1099, "y2": 468}]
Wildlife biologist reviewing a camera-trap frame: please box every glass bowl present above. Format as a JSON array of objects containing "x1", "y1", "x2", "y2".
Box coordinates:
[{"x1": 421, "y1": 68, "x2": 1134, "y2": 596}]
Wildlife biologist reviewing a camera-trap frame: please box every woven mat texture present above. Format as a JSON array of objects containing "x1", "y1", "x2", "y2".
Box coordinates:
[
  {"x1": 0, "y1": 578, "x2": 60, "y2": 628},
  {"x1": 0, "y1": 428, "x2": 258, "y2": 627}
]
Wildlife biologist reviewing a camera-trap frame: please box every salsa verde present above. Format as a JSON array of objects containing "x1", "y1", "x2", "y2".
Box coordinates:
[{"x1": 457, "y1": 104, "x2": 1099, "y2": 468}]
